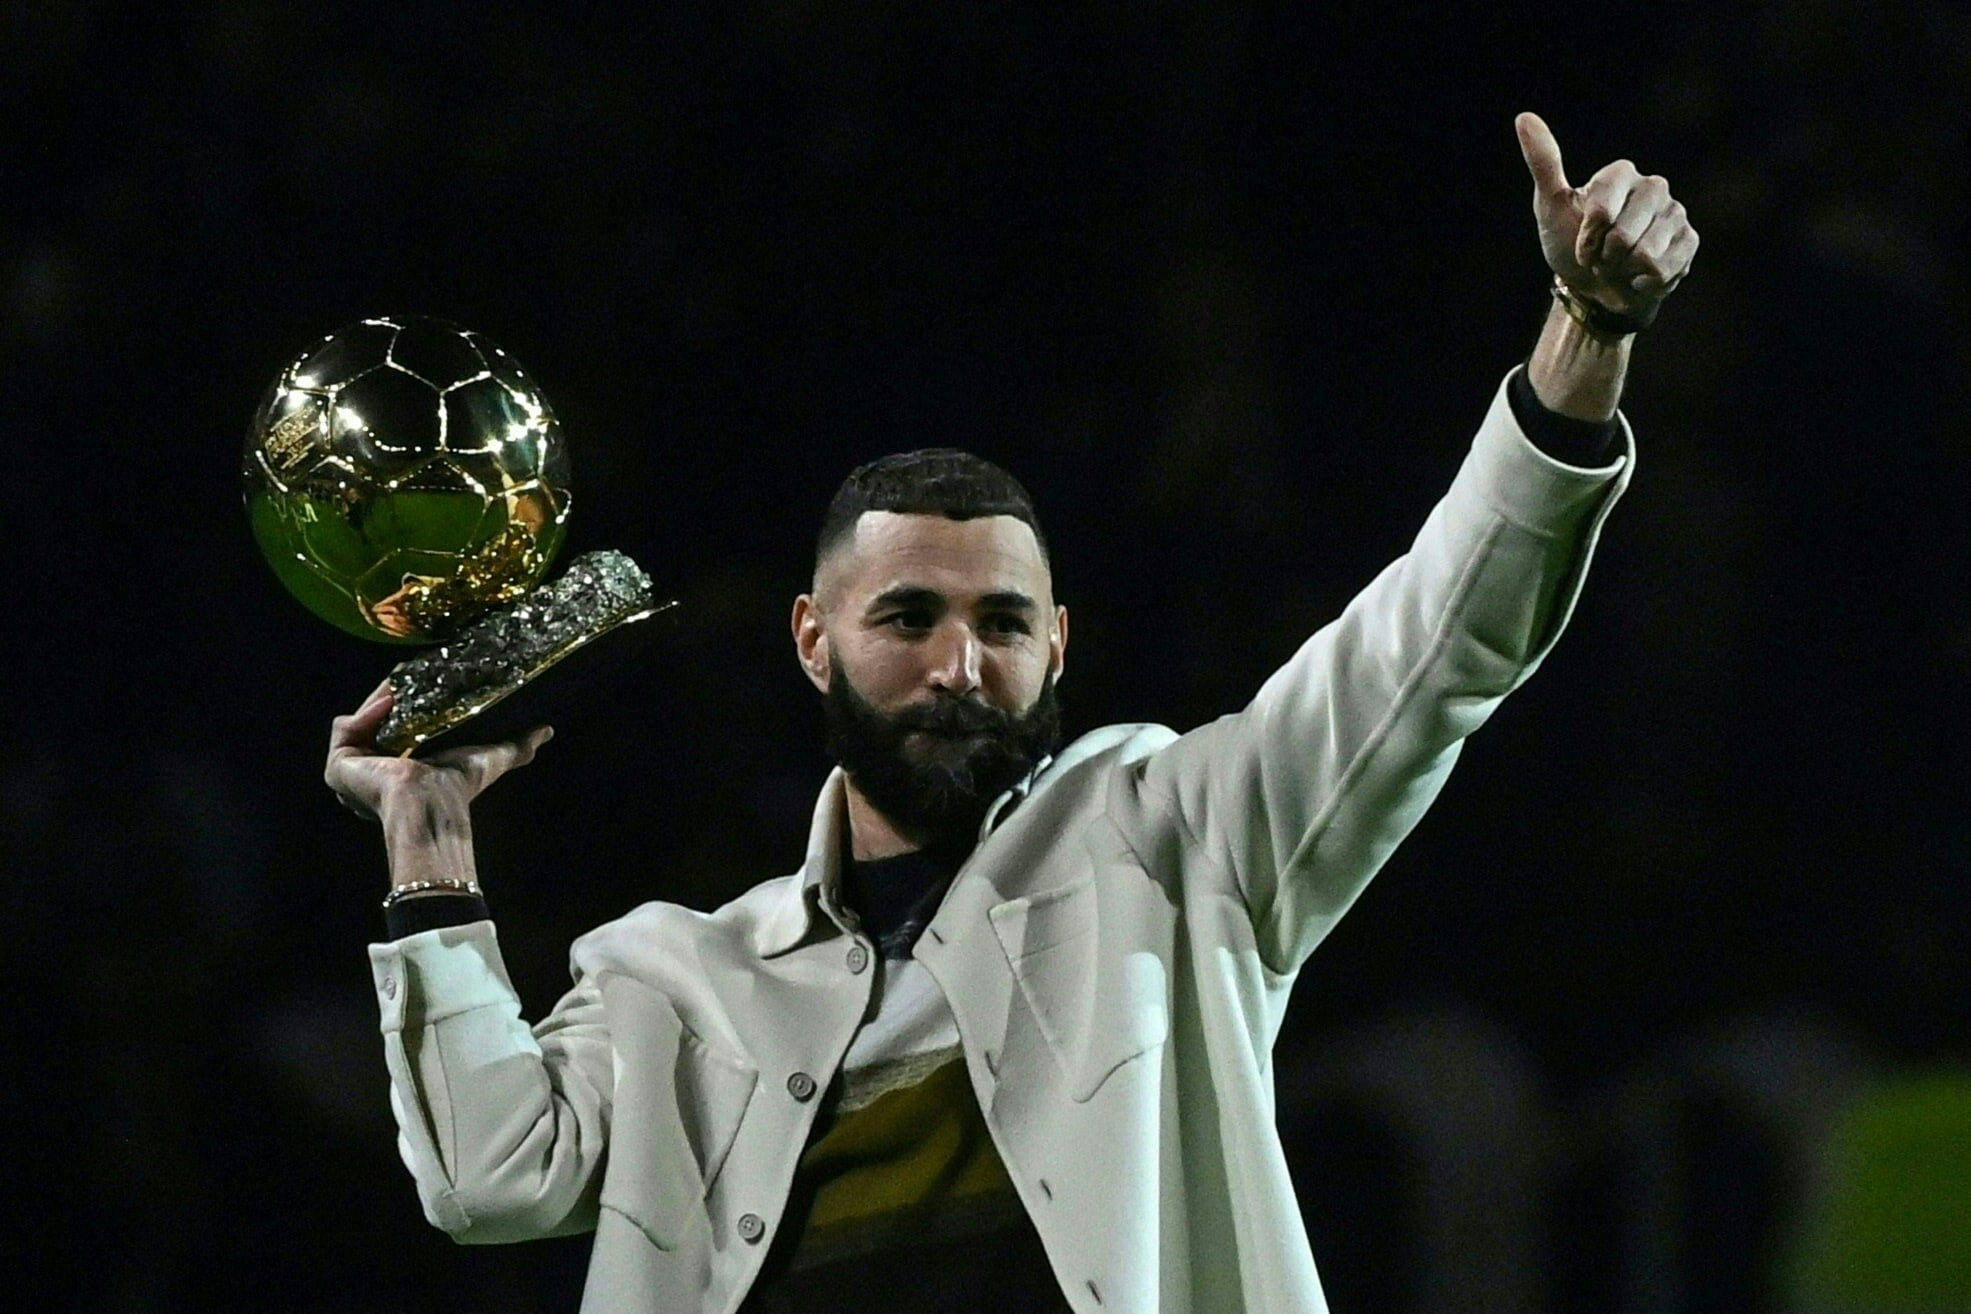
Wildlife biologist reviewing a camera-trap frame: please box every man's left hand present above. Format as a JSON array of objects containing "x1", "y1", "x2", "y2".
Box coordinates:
[{"x1": 1516, "y1": 111, "x2": 1699, "y2": 319}]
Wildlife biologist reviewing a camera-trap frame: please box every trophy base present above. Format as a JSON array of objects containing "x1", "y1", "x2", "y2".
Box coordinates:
[{"x1": 374, "y1": 549, "x2": 677, "y2": 755}]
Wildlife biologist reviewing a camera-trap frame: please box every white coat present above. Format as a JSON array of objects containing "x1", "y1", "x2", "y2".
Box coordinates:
[{"x1": 368, "y1": 371, "x2": 1632, "y2": 1312}]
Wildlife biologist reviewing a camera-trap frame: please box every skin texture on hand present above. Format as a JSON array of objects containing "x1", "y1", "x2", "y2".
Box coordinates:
[
  {"x1": 1513, "y1": 112, "x2": 1700, "y2": 422},
  {"x1": 1516, "y1": 112, "x2": 1698, "y2": 315},
  {"x1": 325, "y1": 677, "x2": 552, "y2": 892}
]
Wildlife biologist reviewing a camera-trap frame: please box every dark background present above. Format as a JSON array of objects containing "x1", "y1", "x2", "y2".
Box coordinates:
[{"x1": 10, "y1": 2, "x2": 1967, "y2": 1310}]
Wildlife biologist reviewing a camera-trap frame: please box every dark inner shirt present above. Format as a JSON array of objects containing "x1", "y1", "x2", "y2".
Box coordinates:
[
  {"x1": 742, "y1": 842, "x2": 1075, "y2": 1313},
  {"x1": 841, "y1": 842, "x2": 967, "y2": 956}
]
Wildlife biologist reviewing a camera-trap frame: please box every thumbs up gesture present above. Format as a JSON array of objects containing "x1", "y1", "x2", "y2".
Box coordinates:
[{"x1": 1516, "y1": 112, "x2": 1698, "y2": 320}]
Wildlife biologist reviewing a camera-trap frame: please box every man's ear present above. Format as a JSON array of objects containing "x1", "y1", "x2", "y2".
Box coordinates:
[
  {"x1": 1050, "y1": 603, "x2": 1069, "y2": 685},
  {"x1": 791, "y1": 593, "x2": 831, "y2": 693}
]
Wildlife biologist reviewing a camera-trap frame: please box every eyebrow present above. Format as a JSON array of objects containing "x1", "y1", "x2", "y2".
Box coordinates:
[{"x1": 866, "y1": 586, "x2": 1038, "y2": 614}]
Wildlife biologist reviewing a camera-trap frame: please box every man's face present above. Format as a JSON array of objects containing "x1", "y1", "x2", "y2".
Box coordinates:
[{"x1": 793, "y1": 511, "x2": 1068, "y2": 844}]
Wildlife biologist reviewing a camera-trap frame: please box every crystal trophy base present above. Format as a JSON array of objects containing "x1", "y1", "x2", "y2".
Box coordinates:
[{"x1": 374, "y1": 549, "x2": 675, "y2": 755}]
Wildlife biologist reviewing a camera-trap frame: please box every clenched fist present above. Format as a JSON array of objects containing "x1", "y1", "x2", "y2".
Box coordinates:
[{"x1": 1516, "y1": 112, "x2": 1698, "y2": 321}]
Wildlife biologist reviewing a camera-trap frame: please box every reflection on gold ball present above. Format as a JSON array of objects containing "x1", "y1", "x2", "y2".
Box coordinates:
[{"x1": 242, "y1": 316, "x2": 572, "y2": 643}]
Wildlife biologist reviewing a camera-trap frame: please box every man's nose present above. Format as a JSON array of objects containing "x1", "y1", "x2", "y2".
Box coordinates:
[{"x1": 926, "y1": 624, "x2": 983, "y2": 695}]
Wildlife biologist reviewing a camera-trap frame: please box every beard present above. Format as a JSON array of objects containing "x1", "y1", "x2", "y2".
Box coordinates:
[{"x1": 823, "y1": 654, "x2": 1062, "y2": 851}]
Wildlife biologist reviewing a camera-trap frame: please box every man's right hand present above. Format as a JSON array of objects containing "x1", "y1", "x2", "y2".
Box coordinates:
[{"x1": 325, "y1": 677, "x2": 553, "y2": 827}]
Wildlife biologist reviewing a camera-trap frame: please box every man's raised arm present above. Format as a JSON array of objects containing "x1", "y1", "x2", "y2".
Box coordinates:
[
  {"x1": 329, "y1": 687, "x2": 614, "y2": 1242},
  {"x1": 1131, "y1": 114, "x2": 1697, "y2": 974}
]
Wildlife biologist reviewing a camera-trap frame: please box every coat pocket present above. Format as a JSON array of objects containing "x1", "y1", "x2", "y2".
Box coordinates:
[
  {"x1": 675, "y1": 1027, "x2": 757, "y2": 1196},
  {"x1": 989, "y1": 875, "x2": 1170, "y2": 1102},
  {"x1": 596, "y1": 975, "x2": 759, "y2": 1250}
]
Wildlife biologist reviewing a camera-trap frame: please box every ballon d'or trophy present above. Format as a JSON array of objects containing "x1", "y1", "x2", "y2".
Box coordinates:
[{"x1": 243, "y1": 315, "x2": 675, "y2": 754}]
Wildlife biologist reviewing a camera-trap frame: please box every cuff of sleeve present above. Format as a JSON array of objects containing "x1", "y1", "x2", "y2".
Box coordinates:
[
  {"x1": 1467, "y1": 368, "x2": 1633, "y2": 534},
  {"x1": 1507, "y1": 364, "x2": 1625, "y2": 469},
  {"x1": 368, "y1": 919, "x2": 516, "y2": 1034}
]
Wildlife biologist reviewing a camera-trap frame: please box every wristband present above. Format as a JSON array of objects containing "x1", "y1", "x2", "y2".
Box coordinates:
[{"x1": 385, "y1": 892, "x2": 488, "y2": 940}]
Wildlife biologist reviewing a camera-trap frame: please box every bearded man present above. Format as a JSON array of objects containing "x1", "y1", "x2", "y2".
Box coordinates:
[{"x1": 327, "y1": 114, "x2": 1696, "y2": 1312}]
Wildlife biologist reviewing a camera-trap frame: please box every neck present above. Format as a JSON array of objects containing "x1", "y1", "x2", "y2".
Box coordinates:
[{"x1": 843, "y1": 778, "x2": 924, "y2": 862}]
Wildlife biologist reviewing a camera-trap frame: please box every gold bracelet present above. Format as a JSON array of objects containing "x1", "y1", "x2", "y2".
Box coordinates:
[
  {"x1": 381, "y1": 878, "x2": 484, "y2": 910},
  {"x1": 1551, "y1": 273, "x2": 1656, "y2": 340}
]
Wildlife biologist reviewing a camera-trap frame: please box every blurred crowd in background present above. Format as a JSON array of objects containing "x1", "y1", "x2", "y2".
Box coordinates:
[{"x1": 8, "y1": 2, "x2": 1968, "y2": 1309}]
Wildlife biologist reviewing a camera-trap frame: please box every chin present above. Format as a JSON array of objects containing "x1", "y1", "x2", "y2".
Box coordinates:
[{"x1": 905, "y1": 735, "x2": 983, "y2": 764}]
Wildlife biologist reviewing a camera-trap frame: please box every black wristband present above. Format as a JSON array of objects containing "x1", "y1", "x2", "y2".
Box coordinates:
[
  {"x1": 385, "y1": 893, "x2": 490, "y2": 940},
  {"x1": 1507, "y1": 365, "x2": 1623, "y2": 469}
]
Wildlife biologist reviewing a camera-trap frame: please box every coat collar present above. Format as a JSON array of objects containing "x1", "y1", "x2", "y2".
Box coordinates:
[
  {"x1": 751, "y1": 768, "x2": 851, "y2": 959},
  {"x1": 750, "y1": 750, "x2": 1061, "y2": 959}
]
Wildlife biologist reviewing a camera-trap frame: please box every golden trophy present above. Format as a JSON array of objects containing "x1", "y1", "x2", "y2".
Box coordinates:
[{"x1": 244, "y1": 315, "x2": 674, "y2": 753}]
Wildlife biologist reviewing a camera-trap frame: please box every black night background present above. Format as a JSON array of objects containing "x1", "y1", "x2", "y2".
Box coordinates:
[{"x1": 9, "y1": 3, "x2": 1967, "y2": 1309}]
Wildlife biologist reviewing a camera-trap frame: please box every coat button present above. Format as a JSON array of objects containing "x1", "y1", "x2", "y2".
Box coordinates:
[
  {"x1": 787, "y1": 1071, "x2": 817, "y2": 1102},
  {"x1": 737, "y1": 1212, "x2": 765, "y2": 1243},
  {"x1": 846, "y1": 943, "x2": 869, "y2": 974}
]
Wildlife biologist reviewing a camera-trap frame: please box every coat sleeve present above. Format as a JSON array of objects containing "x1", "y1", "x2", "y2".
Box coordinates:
[
  {"x1": 1132, "y1": 371, "x2": 1633, "y2": 974},
  {"x1": 368, "y1": 920, "x2": 613, "y2": 1243}
]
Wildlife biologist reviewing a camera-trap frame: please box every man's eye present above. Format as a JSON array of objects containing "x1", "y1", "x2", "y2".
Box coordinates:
[
  {"x1": 986, "y1": 616, "x2": 1032, "y2": 636},
  {"x1": 888, "y1": 612, "x2": 933, "y2": 631}
]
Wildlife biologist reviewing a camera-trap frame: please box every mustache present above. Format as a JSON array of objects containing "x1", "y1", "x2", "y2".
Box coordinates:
[{"x1": 888, "y1": 695, "x2": 1011, "y2": 738}]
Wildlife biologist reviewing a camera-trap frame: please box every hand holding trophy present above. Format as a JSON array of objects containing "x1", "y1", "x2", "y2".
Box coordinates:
[{"x1": 244, "y1": 315, "x2": 674, "y2": 754}]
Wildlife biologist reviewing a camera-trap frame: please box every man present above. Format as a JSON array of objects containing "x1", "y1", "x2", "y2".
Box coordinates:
[{"x1": 328, "y1": 114, "x2": 1696, "y2": 1312}]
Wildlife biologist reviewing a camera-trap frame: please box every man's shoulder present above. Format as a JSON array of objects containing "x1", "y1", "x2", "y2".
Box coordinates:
[
  {"x1": 1047, "y1": 722, "x2": 1178, "y2": 776},
  {"x1": 1026, "y1": 722, "x2": 1180, "y2": 805},
  {"x1": 567, "y1": 872, "x2": 797, "y2": 982}
]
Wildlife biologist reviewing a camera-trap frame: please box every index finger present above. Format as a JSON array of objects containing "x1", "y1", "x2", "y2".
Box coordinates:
[
  {"x1": 1515, "y1": 112, "x2": 1570, "y2": 199},
  {"x1": 329, "y1": 688, "x2": 394, "y2": 756}
]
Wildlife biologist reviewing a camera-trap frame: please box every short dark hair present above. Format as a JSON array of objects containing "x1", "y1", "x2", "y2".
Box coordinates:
[{"x1": 815, "y1": 448, "x2": 1048, "y2": 574}]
